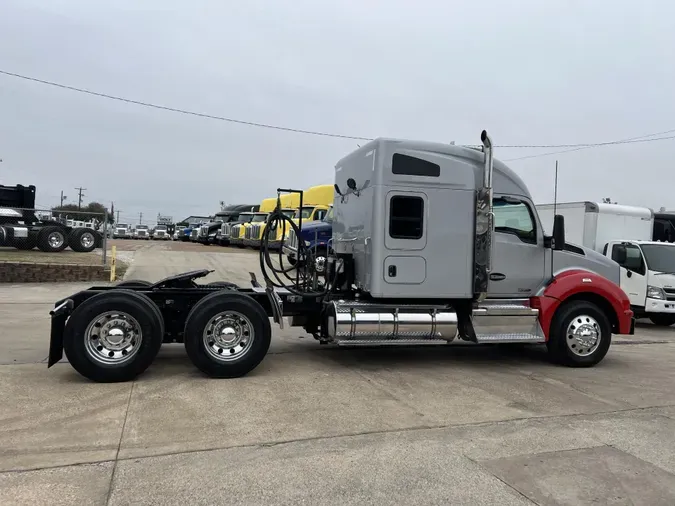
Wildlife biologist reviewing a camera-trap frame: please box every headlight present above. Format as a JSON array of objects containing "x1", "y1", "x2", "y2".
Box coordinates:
[{"x1": 647, "y1": 285, "x2": 666, "y2": 300}]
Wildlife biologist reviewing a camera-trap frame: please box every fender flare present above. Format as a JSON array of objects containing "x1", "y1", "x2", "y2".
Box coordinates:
[{"x1": 531, "y1": 269, "x2": 633, "y2": 338}]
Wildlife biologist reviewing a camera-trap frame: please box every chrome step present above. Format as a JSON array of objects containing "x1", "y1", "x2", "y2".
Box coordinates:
[
  {"x1": 473, "y1": 300, "x2": 543, "y2": 341},
  {"x1": 335, "y1": 339, "x2": 452, "y2": 346},
  {"x1": 474, "y1": 333, "x2": 544, "y2": 343}
]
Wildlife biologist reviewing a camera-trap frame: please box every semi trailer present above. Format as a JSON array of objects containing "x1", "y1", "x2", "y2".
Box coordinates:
[{"x1": 47, "y1": 131, "x2": 634, "y2": 383}]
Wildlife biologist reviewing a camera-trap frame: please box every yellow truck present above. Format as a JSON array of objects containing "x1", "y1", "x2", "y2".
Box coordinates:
[
  {"x1": 271, "y1": 185, "x2": 334, "y2": 249},
  {"x1": 230, "y1": 198, "x2": 276, "y2": 247}
]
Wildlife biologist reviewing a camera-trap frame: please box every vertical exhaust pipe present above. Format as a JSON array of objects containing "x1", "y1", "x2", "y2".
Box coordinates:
[{"x1": 473, "y1": 130, "x2": 495, "y2": 301}]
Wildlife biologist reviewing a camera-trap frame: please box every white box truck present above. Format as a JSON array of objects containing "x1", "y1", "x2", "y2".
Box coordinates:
[{"x1": 537, "y1": 202, "x2": 675, "y2": 326}]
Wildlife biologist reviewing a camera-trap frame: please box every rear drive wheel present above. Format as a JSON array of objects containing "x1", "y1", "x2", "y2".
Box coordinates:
[
  {"x1": 69, "y1": 228, "x2": 97, "y2": 252},
  {"x1": 37, "y1": 226, "x2": 68, "y2": 252},
  {"x1": 546, "y1": 300, "x2": 611, "y2": 367},
  {"x1": 63, "y1": 290, "x2": 164, "y2": 382},
  {"x1": 649, "y1": 314, "x2": 675, "y2": 327},
  {"x1": 184, "y1": 291, "x2": 271, "y2": 378}
]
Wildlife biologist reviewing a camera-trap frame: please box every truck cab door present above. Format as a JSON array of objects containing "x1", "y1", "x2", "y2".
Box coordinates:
[
  {"x1": 610, "y1": 242, "x2": 647, "y2": 308},
  {"x1": 488, "y1": 197, "x2": 546, "y2": 298}
]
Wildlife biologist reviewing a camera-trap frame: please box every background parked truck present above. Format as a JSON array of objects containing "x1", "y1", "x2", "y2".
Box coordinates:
[
  {"x1": 537, "y1": 201, "x2": 675, "y2": 326},
  {"x1": 0, "y1": 183, "x2": 99, "y2": 253}
]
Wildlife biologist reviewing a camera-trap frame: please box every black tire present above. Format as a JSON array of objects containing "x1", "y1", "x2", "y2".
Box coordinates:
[
  {"x1": 184, "y1": 291, "x2": 271, "y2": 378},
  {"x1": 649, "y1": 314, "x2": 675, "y2": 327},
  {"x1": 69, "y1": 228, "x2": 97, "y2": 253},
  {"x1": 63, "y1": 290, "x2": 164, "y2": 382},
  {"x1": 205, "y1": 281, "x2": 240, "y2": 290},
  {"x1": 37, "y1": 226, "x2": 68, "y2": 253},
  {"x1": 117, "y1": 280, "x2": 153, "y2": 288},
  {"x1": 546, "y1": 300, "x2": 611, "y2": 367}
]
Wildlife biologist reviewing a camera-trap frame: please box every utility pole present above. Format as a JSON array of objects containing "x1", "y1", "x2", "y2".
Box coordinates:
[
  {"x1": 74, "y1": 187, "x2": 86, "y2": 210},
  {"x1": 139, "y1": 212, "x2": 143, "y2": 225},
  {"x1": 60, "y1": 190, "x2": 67, "y2": 206},
  {"x1": 116, "y1": 210, "x2": 121, "y2": 223}
]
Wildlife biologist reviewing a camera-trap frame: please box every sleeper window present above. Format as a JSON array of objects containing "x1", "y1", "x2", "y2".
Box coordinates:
[{"x1": 389, "y1": 196, "x2": 424, "y2": 239}]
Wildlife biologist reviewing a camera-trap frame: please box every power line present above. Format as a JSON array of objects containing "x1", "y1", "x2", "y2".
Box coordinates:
[
  {"x1": 504, "y1": 129, "x2": 675, "y2": 162},
  {"x1": 0, "y1": 70, "x2": 371, "y2": 141},
  {"x1": 2, "y1": 69, "x2": 675, "y2": 152}
]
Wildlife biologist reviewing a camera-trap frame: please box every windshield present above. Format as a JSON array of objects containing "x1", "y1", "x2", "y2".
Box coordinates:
[
  {"x1": 136, "y1": 225, "x2": 148, "y2": 229},
  {"x1": 295, "y1": 206, "x2": 315, "y2": 219},
  {"x1": 641, "y1": 244, "x2": 675, "y2": 274},
  {"x1": 282, "y1": 210, "x2": 295, "y2": 218},
  {"x1": 252, "y1": 214, "x2": 268, "y2": 223},
  {"x1": 324, "y1": 207, "x2": 333, "y2": 222},
  {"x1": 117, "y1": 223, "x2": 127, "y2": 228},
  {"x1": 155, "y1": 225, "x2": 167, "y2": 230},
  {"x1": 225, "y1": 214, "x2": 240, "y2": 222},
  {"x1": 241, "y1": 214, "x2": 255, "y2": 223}
]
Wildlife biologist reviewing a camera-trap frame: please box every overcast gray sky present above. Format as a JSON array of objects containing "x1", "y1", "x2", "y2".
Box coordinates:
[{"x1": 1, "y1": 0, "x2": 673, "y2": 224}]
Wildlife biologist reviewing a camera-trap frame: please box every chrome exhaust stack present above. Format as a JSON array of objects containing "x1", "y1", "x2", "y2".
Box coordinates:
[{"x1": 473, "y1": 130, "x2": 495, "y2": 301}]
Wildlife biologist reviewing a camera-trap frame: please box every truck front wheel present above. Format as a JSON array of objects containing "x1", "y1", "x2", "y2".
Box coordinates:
[
  {"x1": 649, "y1": 314, "x2": 675, "y2": 327},
  {"x1": 183, "y1": 291, "x2": 271, "y2": 378},
  {"x1": 546, "y1": 300, "x2": 611, "y2": 367}
]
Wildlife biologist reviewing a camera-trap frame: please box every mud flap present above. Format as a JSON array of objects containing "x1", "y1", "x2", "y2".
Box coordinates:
[
  {"x1": 48, "y1": 299, "x2": 73, "y2": 367},
  {"x1": 455, "y1": 300, "x2": 478, "y2": 343}
]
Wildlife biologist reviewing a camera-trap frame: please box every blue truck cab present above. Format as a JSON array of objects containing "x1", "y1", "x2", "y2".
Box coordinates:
[{"x1": 282, "y1": 206, "x2": 333, "y2": 273}]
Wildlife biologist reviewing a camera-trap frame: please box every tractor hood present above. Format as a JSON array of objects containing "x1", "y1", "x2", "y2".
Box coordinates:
[{"x1": 297, "y1": 219, "x2": 332, "y2": 238}]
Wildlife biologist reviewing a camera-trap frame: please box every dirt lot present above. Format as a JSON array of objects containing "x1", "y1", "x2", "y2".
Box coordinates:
[{"x1": 2, "y1": 241, "x2": 675, "y2": 505}]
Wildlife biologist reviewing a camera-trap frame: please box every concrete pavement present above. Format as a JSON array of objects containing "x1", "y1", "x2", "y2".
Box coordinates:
[{"x1": 2, "y1": 242, "x2": 675, "y2": 505}]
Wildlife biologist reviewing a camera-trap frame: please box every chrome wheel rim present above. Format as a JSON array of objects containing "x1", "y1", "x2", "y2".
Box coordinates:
[
  {"x1": 202, "y1": 311, "x2": 254, "y2": 362},
  {"x1": 315, "y1": 255, "x2": 326, "y2": 274},
  {"x1": 566, "y1": 314, "x2": 600, "y2": 356},
  {"x1": 84, "y1": 311, "x2": 143, "y2": 365},
  {"x1": 81, "y1": 232, "x2": 95, "y2": 248},
  {"x1": 49, "y1": 231, "x2": 65, "y2": 248}
]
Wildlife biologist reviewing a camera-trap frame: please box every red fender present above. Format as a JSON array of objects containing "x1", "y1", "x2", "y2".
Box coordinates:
[{"x1": 530, "y1": 269, "x2": 633, "y2": 339}]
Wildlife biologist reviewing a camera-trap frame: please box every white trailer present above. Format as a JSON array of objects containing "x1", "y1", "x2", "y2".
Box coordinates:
[{"x1": 536, "y1": 202, "x2": 675, "y2": 326}]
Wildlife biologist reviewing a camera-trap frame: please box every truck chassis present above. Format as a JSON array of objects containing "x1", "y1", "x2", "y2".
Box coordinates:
[{"x1": 48, "y1": 268, "x2": 634, "y2": 383}]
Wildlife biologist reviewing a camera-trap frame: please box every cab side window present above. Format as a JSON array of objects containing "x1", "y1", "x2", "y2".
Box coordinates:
[
  {"x1": 612, "y1": 243, "x2": 645, "y2": 275},
  {"x1": 315, "y1": 209, "x2": 327, "y2": 221},
  {"x1": 492, "y1": 198, "x2": 536, "y2": 244}
]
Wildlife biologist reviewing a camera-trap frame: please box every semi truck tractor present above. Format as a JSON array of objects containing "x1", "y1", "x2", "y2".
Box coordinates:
[
  {"x1": 274, "y1": 185, "x2": 333, "y2": 249},
  {"x1": 0, "y1": 183, "x2": 98, "y2": 253},
  {"x1": 113, "y1": 223, "x2": 132, "y2": 239},
  {"x1": 228, "y1": 213, "x2": 257, "y2": 247},
  {"x1": 284, "y1": 205, "x2": 333, "y2": 272},
  {"x1": 246, "y1": 207, "x2": 296, "y2": 249},
  {"x1": 537, "y1": 202, "x2": 675, "y2": 326},
  {"x1": 46, "y1": 130, "x2": 634, "y2": 383},
  {"x1": 197, "y1": 204, "x2": 257, "y2": 245},
  {"x1": 133, "y1": 224, "x2": 150, "y2": 240}
]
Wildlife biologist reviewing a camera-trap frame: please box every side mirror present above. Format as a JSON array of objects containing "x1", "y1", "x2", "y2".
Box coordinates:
[
  {"x1": 347, "y1": 178, "x2": 357, "y2": 190},
  {"x1": 613, "y1": 245, "x2": 627, "y2": 265},
  {"x1": 334, "y1": 183, "x2": 343, "y2": 196},
  {"x1": 552, "y1": 214, "x2": 565, "y2": 251}
]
